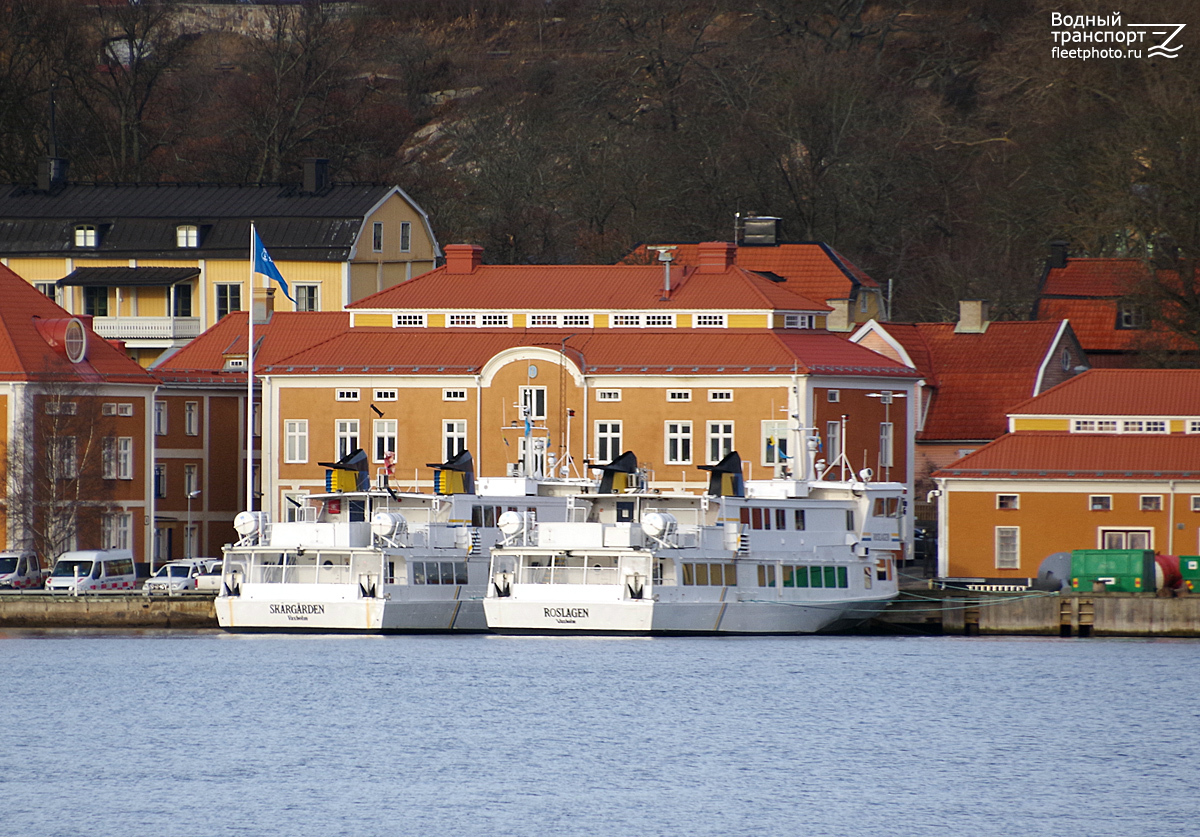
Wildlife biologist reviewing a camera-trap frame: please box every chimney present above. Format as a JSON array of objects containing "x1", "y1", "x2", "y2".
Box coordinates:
[
  {"x1": 302, "y1": 157, "x2": 329, "y2": 194},
  {"x1": 444, "y1": 244, "x2": 484, "y2": 274},
  {"x1": 1048, "y1": 240, "x2": 1068, "y2": 270},
  {"x1": 697, "y1": 241, "x2": 737, "y2": 273},
  {"x1": 254, "y1": 287, "x2": 275, "y2": 325},
  {"x1": 825, "y1": 299, "x2": 853, "y2": 332},
  {"x1": 955, "y1": 299, "x2": 991, "y2": 334},
  {"x1": 37, "y1": 157, "x2": 68, "y2": 192}
]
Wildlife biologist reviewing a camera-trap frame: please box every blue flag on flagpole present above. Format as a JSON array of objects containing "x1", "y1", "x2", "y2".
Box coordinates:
[{"x1": 252, "y1": 227, "x2": 294, "y2": 302}]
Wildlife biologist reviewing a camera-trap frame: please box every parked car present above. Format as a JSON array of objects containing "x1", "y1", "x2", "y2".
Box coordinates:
[
  {"x1": 0, "y1": 550, "x2": 46, "y2": 589},
  {"x1": 144, "y1": 559, "x2": 211, "y2": 594},
  {"x1": 193, "y1": 560, "x2": 224, "y2": 592}
]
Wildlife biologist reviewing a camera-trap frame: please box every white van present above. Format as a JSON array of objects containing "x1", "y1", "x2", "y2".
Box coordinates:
[
  {"x1": 45, "y1": 550, "x2": 137, "y2": 593},
  {"x1": 0, "y1": 551, "x2": 46, "y2": 589}
]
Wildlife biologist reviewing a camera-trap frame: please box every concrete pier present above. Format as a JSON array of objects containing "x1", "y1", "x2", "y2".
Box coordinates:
[{"x1": 0, "y1": 591, "x2": 216, "y2": 629}]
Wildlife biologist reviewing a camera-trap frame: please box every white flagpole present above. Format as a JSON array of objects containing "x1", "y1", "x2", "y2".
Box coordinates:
[{"x1": 246, "y1": 222, "x2": 256, "y2": 512}]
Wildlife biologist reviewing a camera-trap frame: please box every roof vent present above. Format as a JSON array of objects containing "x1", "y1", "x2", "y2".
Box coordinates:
[{"x1": 741, "y1": 215, "x2": 781, "y2": 246}]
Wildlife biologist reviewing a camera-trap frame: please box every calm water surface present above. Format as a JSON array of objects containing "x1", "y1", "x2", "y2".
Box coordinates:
[{"x1": 3, "y1": 632, "x2": 1199, "y2": 837}]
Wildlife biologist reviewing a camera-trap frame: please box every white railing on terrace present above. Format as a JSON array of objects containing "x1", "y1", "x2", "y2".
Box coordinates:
[
  {"x1": 245, "y1": 553, "x2": 385, "y2": 585},
  {"x1": 519, "y1": 564, "x2": 620, "y2": 585},
  {"x1": 91, "y1": 316, "x2": 202, "y2": 340}
]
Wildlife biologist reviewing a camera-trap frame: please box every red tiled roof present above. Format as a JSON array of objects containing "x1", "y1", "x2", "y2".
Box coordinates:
[
  {"x1": 348, "y1": 263, "x2": 829, "y2": 313},
  {"x1": 934, "y1": 431, "x2": 1200, "y2": 479},
  {"x1": 624, "y1": 242, "x2": 878, "y2": 302},
  {"x1": 1008, "y1": 368, "x2": 1200, "y2": 416},
  {"x1": 0, "y1": 263, "x2": 156, "y2": 385},
  {"x1": 1039, "y1": 258, "x2": 1149, "y2": 297},
  {"x1": 160, "y1": 319, "x2": 918, "y2": 380},
  {"x1": 882, "y1": 321, "x2": 1067, "y2": 441}
]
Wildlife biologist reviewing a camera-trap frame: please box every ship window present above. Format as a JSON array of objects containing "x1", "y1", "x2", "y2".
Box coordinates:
[
  {"x1": 616, "y1": 502, "x2": 634, "y2": 523},
  {"x1": 756, "y1": 564, "x2": 776, "y2": 587},
  {"x1": 794, "y1": 510, "x2": 805, "y2": 530},
  {"x1": 776, "y1": 509, "x2": 787, "y2": 529}
]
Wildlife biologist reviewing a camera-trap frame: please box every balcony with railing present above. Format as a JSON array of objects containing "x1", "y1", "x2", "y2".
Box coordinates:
[{"x1": 90, "y1": 316, "x2": 202, "y2": 341}]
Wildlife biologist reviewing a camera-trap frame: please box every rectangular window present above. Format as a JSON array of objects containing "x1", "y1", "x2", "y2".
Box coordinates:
[
  {"x1": 74, "y1": 225, "x2": 97, "y2": 248},
  {"x1": 1117, "y1": 304, "x2": 1146, "y2": 329},
  {"x1": 117, "y1": 403, "x2": 133, "y2": 417},
  {"x1": 596, "y1": 390, "x2": 621, "y2": 402},
  {"x1": 481, "y1": 314, "x2": 510, "y2": 327},
  {"x1": 282, "y1": 492, "x2": 310, "y2": 523},
  {"x1": 846, "y1": 509, "x2": 856, "y2": 531},
  {"x1": 879, "y1": 422, "x2": 894, "y2": 469},
  {"x1": 176, "y1": 224, "x2": 199, "y2": 248},
  {"x1": 336, "y1": 420, "x2": 359, "y2": 459},
  {"x1": 708, "y1": 390, "x2": 733, "y2": 402},
  {"x1": 285, "y1": 420, "x2": 308, "y2": 463},
  {"x1": 448, "y1": 313, "x2": 477, "y2": 327},
  {"x1": 756, "y1": 564, "x2": 776, "y2": 587},
  {"x1": 612, "y1": 314, "x2": 641, "y2": 327},
  {"x1": 336, "y1": 389, "x2": 360, "y2": 401},
  {"x1": 794, "y1": 510, "x2": 806, "y2": 530},
  {"x1": 996, "y1": 527, "x2": 1020, "y2": 569},
  {"x1": 784, "y1": 313, "x2": 815, "y2": 329},
  {"x1": 294, "y1": 284, "x2": 319, "y2": 312},
  {"x1": 997, "y1": 494, "x2": 1019, "y2": 510},
  {"x1": 827, "y1": 390, "x2": 840, "y2": 403},
  {"x1": 103, "y1": 438, "x2": 117, "y2": 480},
  {"x1": 394, "y1": 314, "x2": 426, "y2": 327},
  {"x1": 154, "y1": 402, "x2": 168, "y2": 436},
  {"x1": 184, "y1": 402, "x2": 199, "y2": 436},
  {"x1": 529, "y1": 314, "x2": 559, "y2": 327},
  {"x1": 83, "y1": 286, "x2": 108, "y2": 317},
  {"x1": 1189, "y1": 421, "x2": 1200, "y2": 434},
  {"x1": 35, "y1": 282, "x2": 57, "y2": 301},
  {"x1": 45, "y1": 401, "x2": 77, "y2": 415},
  {"x1": 154, "y1": 464, "x2": 167, "y2": 498},
  {"x1": 826, "y1": 421, "x2": 842, "y2": 463},
  {"x1": 400, "y1": 221, "x2": 411, "y2": 252},
  {"x1": 444, "y1": 420, "x2": 467, "y2": 461},
  {"x1": 102, "y1": 513, "x2": 132, "y2": 551},
  {"x1": 253, "y1": 402, "x2": 261, "y2": 438},
  {"x1": 665, "y1": 421, "x2": 693, "y2": 465},
  {"x1": 520, "y1": 386, "x2": 547, "y2": 420},
  {"x1": 707, "y1": 421, "x2": 734, "y2": 464},
  {"x1": 216, "y1": 284, "x2": 241, "y2": 319},
  {"x1": 563, "y1": 314, "x2": 592, "y2": 327},
  {"x1": 172, "y1": 283, "x2": 192, "y2": 317},
  {"x1": 1090, "y1": 495, "x2": 1112, "y2": 511},
  {"x1": 116, "y1": 437, "x2": 133, "y2": 480},
  {"x1": 762, "y1": 420, "x2": 788, "y2": 467},
  {"x1": 374, "y1": 419, "x2": 397, "y2": 463},
  {"x1": 184, "y1": 464, "x2": 198, "y2": 496},
  {"x1": 443, "y1": 389, "x2": 467, "y2": 401},
  {"x1": 645, "y1": 314, "x2": 674, "y2": 327},
  {"x1": 372, "y1": 222, "x2": 383, "y2": 252},
  {"x1": 375, "y1": 389, "x2": 398, "y2": 401},
  {"x1": 667, "y1": 390, "x2": 692, "y2": 402},
  {"x1": 1102, "y1": 529, "x2": 1152, "y2": 550},
  {"x1": 1193, "y1": 496, "x2": 1200, "y2": 512},
  {"x1": 596, "y1": 421, "x2": 622, "y2": 463},
  {"x1": 1140, "y1": 495, "x2": 1163, "y2": 511},
  {"x1": 695, "y1": 314, "x2": 726, "y2": 327},
  {"x1": 1072, "y1": 419, "x2": 1096, "y2": 433}
]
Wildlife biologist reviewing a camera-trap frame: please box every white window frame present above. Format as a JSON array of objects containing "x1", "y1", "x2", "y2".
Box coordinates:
[
  {"x1": 184, "y1": 464, "x2": 198, "y2": 496},
  {"x1": 520, "y1": 386, "x2": 547, "y2": 420},
  {"x1": 116, "y1": 437, "x2": 134, "y2": 480},
  {"x1": 153, "y1": 463, "x2": 167, "y2": 498},
  {"x1": 827, "y1": 390, "x2": 840, "y2": 403},
  {"x1": 1140, "y1": 495, "x2": 1163, "y2": 511},
  {"x1": 1089, "y1": 495, "x2": 1112, "y2": 511},
  {"x1": 784, "y1": 313, "x2": 815, "y2": 329},
  {"x1": 394, "y1": 314, "x2": 426, "y2": 328},
  {"x1": 708, "y1": 390, "x2": 733, "y2": 402},
  {"x1": 667, "y1": 390, "x2": 692, "y2": 403},
  {"x1": 184, "y1": 401, "x2": 199, "y2": 436},
  {"x1": 154, "y1": 401, "x2": 168, "y2": 436},
  {"x1": 374, "y1": 419, "x2": 398, "y2": 463},
  {"x1": 707, "y1": 421, "x2": 735, "y2": 465},
  {"x1": 117, "y1": 403, "x2": 133, "y2": 417},
  {"x1": 215, "y1": 283, "x2": 241, "y2": 319},
  {"x1": 374, "y1": 389, "x2": 398, "y2": 402},
  {"x1": 336, "y1": 419, "x2": 360, "y2": 459},
  {"x1": 336, "y1": 389, "x2": 360, "y2": 402},
  {"x1": 761, "y1": 420, "x2": 788, "y2": 467},
  {"x1": 665, "y1": 421, "x2": 693, "y2": 465},
  {"x1": 995, "y1": 526, "x2": 1019, "y2": 569},
  {"x1": 645, "y1": 314, "x2": 674, "y2": 327},
  {"x1": 102, "y1": 512, "x2": 132, "y2": 551},
  {"x1": 695, "y1": 313, "x2": 727, "y2": 328},
  {"x1": 294, "y1": 284, "x2": 320, "y2": 312},
  {"x1": 443, "y1": 389, "x2": 468, "y2": 401},
  {"x1": 595, "y1": 420, "x2": 622, "y2": 463},
  {"x1": 562, "y1": 314, "x2": 592, "y2": 327},
  {"x1": 596, "y1": 390, "x2": 621, "y2": 402},
  {"x1": 612, "y1": 314, "x2": 642, "y2": 327},
  {"x1": 400, "y1": 221, "x2": 411, "y2": 252},
  {"x1": 372, "y1": 222, "x2": 383, "y2": 252},
  {"x1": 35, "y1": 281, "x2": 57, "y2": 301},
  {"x1": 74, "y1": 224, "x2": 97, "y2": 248},
  {"x1": 103, "y1": 438, "x2": 118, "y2": 480},
  {"x1": 481, "y1": 314, "x2": 510, "y2": 327},
  {"x1": 448, "y1": 313, "x2": 478, "y2": 327},
  {"x1": 444, "y1": 420, "x2": 467, "y2": 461},
  {"x1": 285, "y1": 420, "x2": 309, "y2": 464},
  {"x1": 529, "y1": 314, "x2": 559, "y2": 327},
  {"x1": 996, "y1": 494, "x2": 1020, "y2": 510},
  {"x1": 55, "y1": 437, "x2": 77, "y2": 480},
  {"x1": 1100, "y1": 528, "x2": 1153, "y2": 550},
  {"x1": 879, "y1": 421, "x2": 894, "y2": 469},
  {"x1": 176, "y1": 224, "x2": 199, "y2": 248},
  {"x1": 826, "y1": 421, "x2": 842, "y2": 463}
]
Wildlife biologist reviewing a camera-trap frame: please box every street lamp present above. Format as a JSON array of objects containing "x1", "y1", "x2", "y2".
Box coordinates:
[{"x1": 186, "y1": 489, "x2": 201, "y2": 559}]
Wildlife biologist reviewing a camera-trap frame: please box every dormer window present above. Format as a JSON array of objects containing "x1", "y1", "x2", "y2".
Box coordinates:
[
  {"x1": 176, "y1": 225, "x2": 199, "y2": 248},
  {"x1": 74, "y1": 225, "x2": 97, "y2": 248},
  {"x1": 1117, "y1": 304, "x2": 1147, "y2": 330}
]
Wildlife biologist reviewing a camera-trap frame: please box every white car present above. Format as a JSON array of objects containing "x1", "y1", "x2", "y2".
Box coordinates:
[{"x1": 144, "y1": 560, "x2": 209, "y2": 594}]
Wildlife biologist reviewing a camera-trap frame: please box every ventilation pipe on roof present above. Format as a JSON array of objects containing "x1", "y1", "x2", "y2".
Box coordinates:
[{"x1": 650, "y1": 246, "x2": 676, "y2": 300}]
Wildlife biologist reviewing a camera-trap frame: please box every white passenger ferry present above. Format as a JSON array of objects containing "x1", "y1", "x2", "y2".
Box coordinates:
[
  {"x1": 483, "y1": 431, "x2": 906, "y2": 635},
  {"x1": 216, "y1": 445, "x2": 584, "y2": 632}
]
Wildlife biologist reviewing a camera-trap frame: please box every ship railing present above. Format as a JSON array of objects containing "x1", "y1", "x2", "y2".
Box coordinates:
[{"x1": 242, "y1": 551, "x2": 385, "y2": 585}]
